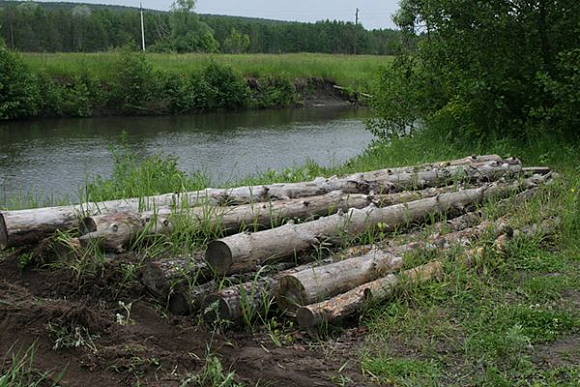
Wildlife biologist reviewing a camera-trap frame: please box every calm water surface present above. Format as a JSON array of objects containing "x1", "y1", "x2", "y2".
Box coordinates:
[{"x1": 0, "y1": 107, "x2": 373, "y2": 203}]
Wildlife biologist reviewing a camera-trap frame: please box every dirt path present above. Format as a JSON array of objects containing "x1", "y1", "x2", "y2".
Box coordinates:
[{"x1": 0, "y1": 252, "x2": 369, "y2": 386}]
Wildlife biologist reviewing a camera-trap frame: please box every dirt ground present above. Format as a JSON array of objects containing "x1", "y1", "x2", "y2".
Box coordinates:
[{"x1": 0, "y1": 251, "x2": 370, "y2": 387}]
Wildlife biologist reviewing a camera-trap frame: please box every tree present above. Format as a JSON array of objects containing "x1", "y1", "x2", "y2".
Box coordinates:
[
  {"x1": 0, "y1": 41, "x2": 38, "y2": 119},
  {"x1": 169, "y1": 0, "x2": 218, "y2": 53},
  {"x1": 369, "y1": 0, "x2": 580, "y2": 140},
  {"x1": 223, "y1": 28, "x2": 250, "y2": 54}
]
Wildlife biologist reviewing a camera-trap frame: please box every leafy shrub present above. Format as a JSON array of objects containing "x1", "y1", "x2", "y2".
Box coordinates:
[
  {"x1": 201, "y1": 62, "x2": 250, "y2": 110},
  {"x1": 59, "y1": 80, "x2": 92, "y2": 117},
  {"x1": 369, "y1": 0, "x2": 580, "y2": 141},
  {"x1": 111, "y1": 49, "x2": 157, "y2": 114},
  {"x1": 535, "y1": 48, "x2": 580, "y2": 139},
  {"x1": 249, "y1": 77, "x2": 299, "y2": 108},
  {"x1": 161, "y1": 72, "x2": 192, "y2": 114},
  {"x1": 0, "y1": 42, "x2": 39, "y2": 120},
  {"x1": 367, "y1": 55, "x2": 426, "y2": 139}
]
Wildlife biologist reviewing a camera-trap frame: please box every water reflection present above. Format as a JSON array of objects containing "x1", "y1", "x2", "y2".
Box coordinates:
[{"x1": 0, "y1": 107, "x2": 372, "y2": 203}]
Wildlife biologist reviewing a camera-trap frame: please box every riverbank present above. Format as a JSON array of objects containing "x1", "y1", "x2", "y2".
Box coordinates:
[
  {"x1": 1, "y1": 128, "x2": 579, "y2": 386},
  {"x1": 1, "y1": 49, "x2": 388, "y2": 121}
]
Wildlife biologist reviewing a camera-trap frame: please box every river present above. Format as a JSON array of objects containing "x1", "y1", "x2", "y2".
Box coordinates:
[{"x1": 0, "y1": 107, "x2": 373, "y2": 204}]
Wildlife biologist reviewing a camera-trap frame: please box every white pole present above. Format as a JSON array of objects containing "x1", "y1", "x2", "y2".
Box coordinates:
[{"x1": 140, "y1": 2, "x2": 146, "y2": 51}]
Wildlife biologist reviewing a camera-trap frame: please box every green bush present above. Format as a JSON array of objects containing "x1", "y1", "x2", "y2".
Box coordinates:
[
  {"x1": 111, "y1": 49, "x2": 157, "y2": 114},
  {"x1": 369, "y1": 0, "x2": 580, "y2": 141},
  {"x1": 161, "y1": 72, "x2": 192, "y2": 114},
  {"x1": 249, "y1": 76, "x2": 299, "y2": 108},
  {"x1": 535, "y1": 48, "x2": 580, "y2": 138},
  {"x1": 201, "y1": 62, "x2": 249, "y2": 110},
  {"x1": 367, "y1": 55, "x2": 427, "y2": 139},
  {"x1": 0, "y1": 42, "x2": 39, "y2": 120}
]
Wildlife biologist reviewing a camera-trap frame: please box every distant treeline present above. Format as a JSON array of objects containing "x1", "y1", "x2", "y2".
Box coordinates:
[{"x1": 0, "y1": 1, "x2": 402, "y2": 55}]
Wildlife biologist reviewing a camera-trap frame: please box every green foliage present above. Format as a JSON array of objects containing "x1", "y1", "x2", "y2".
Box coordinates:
[
  {"x1": 369, "y1": 0, "x2": 580, "y2": 140},
  {"x1": 111, "y1": 49, "x2": 157, "y2": 114},
  {"x1": 180, "y1": 354, "x2": 242, "y2": 387},
  {"x1": 535, "y1": 48, "x2": 580, "y2": 137},
  {"x1": 367, "y1": 54, "x2": 426, "y2": 139},
  {"x1": 0, "y1": 41, "x2": 38, "y2": 119},
  {"x1": 198, "y1": 62, "x2": 250, "y2": 110},
  {"x1": 0, "y1": 345, "x2": 63, "y2": 387},
  {"x1": 223, "y1": 28, "x2": 250, "y2": 54},
  {"x1": 169, "y1": 0, "x2": 219, "y2": 53},
  {"x1": 249, "y1": 76, "x2": 299, "y2": 108},
  {"x1": 362, "y1": 357, "x2": 441, "y2": 386},
  {"x1": 0, "y1": 2, "x2": 402, "y2": 55},
  {"x1": 161, "y1": 71, "x2": 192, "y2": 113}
]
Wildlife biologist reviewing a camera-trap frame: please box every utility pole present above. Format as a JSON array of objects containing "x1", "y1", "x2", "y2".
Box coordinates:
[
  {"x1": 354, "y1": 8, "x2": 360, "y2": 55},
  {"x1": 140, "y1": 2, "x2": 146, "y2": 51}
]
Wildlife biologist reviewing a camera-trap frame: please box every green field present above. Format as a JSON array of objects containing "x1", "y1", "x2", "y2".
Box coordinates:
[{"x1": 22, "y1": 52, "x2": 391, "y2": 90}]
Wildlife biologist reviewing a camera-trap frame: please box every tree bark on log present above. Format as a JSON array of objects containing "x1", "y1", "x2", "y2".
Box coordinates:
[
  {"x1": 274, "y1": 215, "x2": 511, "y2": 313},
  {"x1": 296, "y1": 261, "x2": 444, "y2": 327},
  {"x1": 206, "y1": 171, "x2": 534, "y2": 276},
  {"x1": 203, "y1": 215, "x2": 514, "y2": 321},
  {"x1": 0, "y1": 158, "x2": 518, "y2": 250},
  {"x1": 202, "y1": 259, "x2": 334, "y2": 322},
  {"x1": 140, "y1": 255, "x2": 209, "y2": 302},
  {"x1": 346, "y1": 155, "x2": 504, "y2": 181},
  {"x1": 295, "y1": 216, "x2": 559, "y2": 327},
  {"x1": 159, "y1": 261, "x2": 299, "y2": 316},
  {"x1": 80, "y1": 186, "x2": 455, "y2": 251},
  {"x1": 189, "y1": 214, "x2": 557, "y2": 323}
]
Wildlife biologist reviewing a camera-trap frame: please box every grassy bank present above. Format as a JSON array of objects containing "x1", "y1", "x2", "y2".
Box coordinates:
[
  {"x1": 22, "y1": 52, "x2": 390, "y2": 90},
  {"x1": 1, "y1": 126, "x2": 579, "y2": 386},
  {"x1": 1, "y1": 48, "x2": 389, "y2": 120}
]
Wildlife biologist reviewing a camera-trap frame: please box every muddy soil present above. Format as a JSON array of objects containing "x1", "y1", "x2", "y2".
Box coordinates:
[{"x1": 0, "y1": 251, "x2": 370, "y2": 386}]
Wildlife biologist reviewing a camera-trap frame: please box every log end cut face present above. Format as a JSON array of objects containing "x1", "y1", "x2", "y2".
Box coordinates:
[
  {"x1": 275, "y1": 275, "x2": 308, "y2": 313},
  {"x1": 203, "y1": 294, "x2": 231, "y2": 323},
  {"x1": 81, "y1": 217, "x2": 97, "y2": 233},
  {"x1": 205, "y1": 241, "x2": 233, "y2": 275},
  {"x1": 296, "y1": 306, "x2": 318, "y2": 328},
  {"x1": 168, "y1": 293, "x2": 191, "y2": 316},
  {"x1": 0, "y1": 214, "x2": 7, "y2": 250}
]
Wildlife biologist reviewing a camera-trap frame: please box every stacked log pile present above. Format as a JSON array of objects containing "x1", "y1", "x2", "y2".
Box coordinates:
[{"x1": 0, "y1": 155, "x2": 558, "y2": 328}]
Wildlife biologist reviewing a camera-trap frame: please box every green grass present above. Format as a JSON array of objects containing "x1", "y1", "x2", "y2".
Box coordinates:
[
  {"x1": 0, "y1": 344, "x2": 63, "y2": 387},
  {"x1": 348, "y1": 130, "x2": 580, "y2": 386},
  {"x1": 21, "y1": 52, "x2": 391, "y2": 90}
]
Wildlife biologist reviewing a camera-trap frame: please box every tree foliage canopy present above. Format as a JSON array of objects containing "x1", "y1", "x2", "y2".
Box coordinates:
[
  {"x1": 370, "y1": 0, "x2": 580, "y2": 140},
  {"x1": 0, "y1": 2, "x2": 402, "y2": 55}
]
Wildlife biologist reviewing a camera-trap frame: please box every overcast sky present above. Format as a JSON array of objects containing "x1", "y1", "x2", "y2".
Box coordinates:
[{"x1": 35, "y1": 0, "x2": 400, "y2": 30}]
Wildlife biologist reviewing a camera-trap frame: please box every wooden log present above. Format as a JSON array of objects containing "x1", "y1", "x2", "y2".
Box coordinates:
[
  {"x1": 80, "y1": 186, "x2": 455, "y2": 251},
  {"x1": 275, "y1": 249, "x2": 403, "y2": 312},
  {"x1": 206, "y1": 171, "x2": 529, "y2": 276},
  {"x1": 201, "y1": 213, "x2": 553, "y2": 324},
  {"x1": 0, "y1": 158, "x2": 515, "y2": 250},
  {"x1": 347, "y1": 154, "x2": 504, "y2": 181},
  {"x1": 295, "y1": 215, "x2": 559, "y2": 327},
  {"x1": 157, "y1": 261, "x2": 299, "y2": 316},
  {"x1": 296, "y1": 260, "x2": 444, "y2": 327},
  {"x1": 202, "y1": 215, "x2": 505, "y2": 321},
  {"x1": 202, "y1": 259, "x2": 335, "y2": 322},
  {"x1": 203, "y1": 277, "x2": 276, "y2": 324},
  {"x1": 140, "y1": 255, "x2": 209, "y2": 302},
  {"x1": 275, "y1": 215, "x2": 511, "y2": 312}
]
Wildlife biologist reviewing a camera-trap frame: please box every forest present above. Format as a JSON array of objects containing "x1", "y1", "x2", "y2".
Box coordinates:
[{"x1": 0, "y1": 1, "x2": 402, "y2": 55}]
